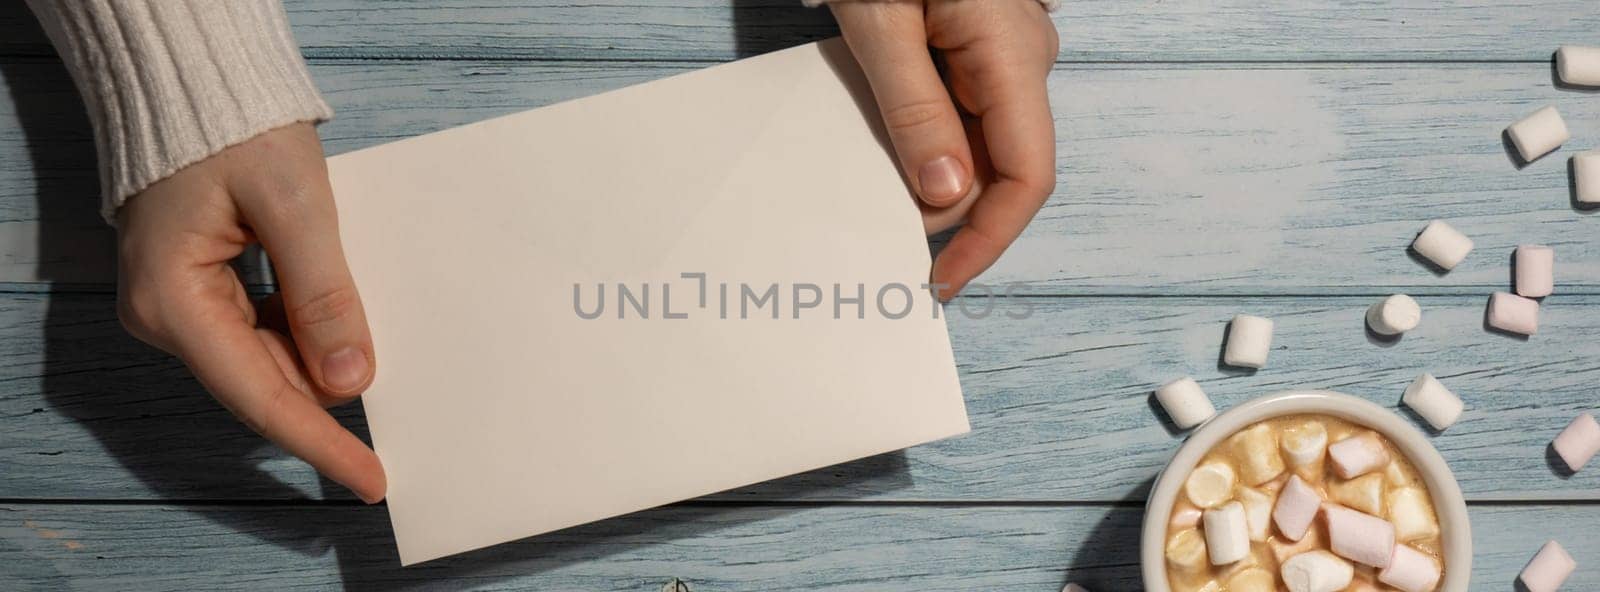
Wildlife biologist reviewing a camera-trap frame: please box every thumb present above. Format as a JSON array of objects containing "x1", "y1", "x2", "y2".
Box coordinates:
[{"x1": 834, "y1": 3, "x2": 975, "y2": 207}]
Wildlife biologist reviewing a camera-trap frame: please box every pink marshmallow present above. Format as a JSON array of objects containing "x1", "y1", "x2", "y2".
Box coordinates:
[
  {"x1": 1170, "y1": 506, "x2": 1203, "y2": 529},
  {"x1": 1273, "y1": 474, "x2": 1323, "y2": 541},
  {"x1": 1519, "y1": 540, "x2": 1576, "y2": 592},
  {"x1": 1553, "y1": 412, "x2": 1600, "y2": 472},
  {"x1": 1328, "y1": 432, "x2": 1390, "y2": 479},
  {"x1": 1516, "y1": 245, "x2": 1555, "y2": 298},
  {"x1": 1487, "y1": 292, "x2": 1539, "y2": 335},
  {"x1": 1324, "y1": 503, "x2": 1396, "y2": 568},
  {"x1": 1379, "y1": 544, "x2": 1442, "y2": 592}
]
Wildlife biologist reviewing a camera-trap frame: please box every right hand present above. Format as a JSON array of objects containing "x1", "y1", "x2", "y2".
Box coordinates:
[{"x1": 116, "y1": 122, "x2": 385, "y2": 503}]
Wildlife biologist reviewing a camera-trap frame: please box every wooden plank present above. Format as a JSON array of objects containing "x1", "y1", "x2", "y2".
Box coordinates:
[
  {"x1": 1, "y1": 502, "x2": 1593, "y2": 590},
  {"x1": 3, "y1": 59, "x2": 1597, "y2": 292},
  {"x1": 4, "y1": 292, "x2": 1596, "y2": 502},
  {"x1": 2, "y1": 1, "x2": 1596, "y2": 62}
]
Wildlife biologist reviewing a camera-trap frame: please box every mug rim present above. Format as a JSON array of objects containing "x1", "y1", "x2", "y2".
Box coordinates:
[{"x1": 1138, "y1": 390, "x2": 1472, "y2": 591}]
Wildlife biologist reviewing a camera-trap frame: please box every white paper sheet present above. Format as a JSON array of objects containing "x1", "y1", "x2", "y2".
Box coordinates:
[{"x1": 327, "y1": 39, "x2": 970, "y2": 565}]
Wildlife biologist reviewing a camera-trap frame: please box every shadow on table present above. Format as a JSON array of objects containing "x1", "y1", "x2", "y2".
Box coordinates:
[
  {"x1": 730, "y1": 0, "x2": 839, "y2": 59},
  {"x1": 1061, "y1": 479, "x2": 1150, "y2": 591}
]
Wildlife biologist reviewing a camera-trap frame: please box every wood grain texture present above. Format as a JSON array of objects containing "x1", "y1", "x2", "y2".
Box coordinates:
[
  {"x1": 4, "y1": 59, "x2": 1598, "y2": 292},
  {"x1": 2, "y1": 1, "x2": 1596, "y2": 62},
  {"x1": 1, "y1": 502, "x2": 1593, "y2": 591},
  {"x1": 5, "y1": 293, "x2": 1595, "y2": 502}
]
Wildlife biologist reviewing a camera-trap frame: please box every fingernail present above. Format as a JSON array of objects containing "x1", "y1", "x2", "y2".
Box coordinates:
[
  {"x1": 322, "y1": 347, "x2": 370, "y2": 394},
  {"x1": 918, "y1": 155, "x2": 967, "y2": 204}
]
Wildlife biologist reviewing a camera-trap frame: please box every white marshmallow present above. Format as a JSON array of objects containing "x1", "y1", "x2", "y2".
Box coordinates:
[
  {"x1": 1516, "y1": 244, "x2": 1555, "y2": 298},
  {"x1": 1223, "y1": 314, "x2": 1274, "y2": 369},
  {"x1": 1329, "y1": 432, "x2": 1390, "y2": 479},
  {"x1": 1155, "y1": 377, "x2": 1216, "y2": 429},
  {"x1": 1410, "y1": 220, "x2": 1473, "y2": 271},
  {"x1": 1557, "y1": 45, "x2": 1600, "y2": 87},
  {"x1": 1280, "y1": 550, "x2": 1355, "y2": 592},
  {"x1": 1506, "y1": 105, "x2": 1570, "y2": 163},
  {"x1": 1166, "y1": 528, "x2": 1210, "y2": 572},
  {"x1": 1331, "y1": 473, "x2": 1384, "y2": 516},
  {"x1": 1366, "y1": 294, "x2": 1421, "y2": 336},
  {"x1": 1519, "y1": 540, "x2": 1577, "y2": 592},
  {"x1": 1553, "y1": 412, "x2": 1600, "y2": 472},
  {"x1": 1487, "y1": 291, "x2": 1540, "y2": 335},
  {"x1": 1577, "y1": 150, "x2": 1600, "y2": 205},
  {"x1": 1386, "y1": 487, "x2": 1440, "y2": 542},
  {"x1": 1185, "y1": 462, "x2": 1237, "y2": 509},
  {"x1": 1170, "y1": 505, "x2": 1203, "y2": 529},
  {"x1": 1271, "y1": 522, "x2": 1324, "y2": 564},
  {"x1": 1281, "y1": 420, "x2": 1328, "y2": 479},
  {"x1": 1324, "y1": 504, "x2": 1397, "y2": 568},
  {"x1": 1204, "y1": 501, "x2": 1252, "y2": 565},
  {"x1": 1273, "y1": 474, "x2": 1323, "y2": 541},
  {"x1": 1231, "y1": 423, "x2": 1286, "y2": 485},
  {"x1": 1384, "y1": 460, "x2": 1415, "y2": 487},
  {"x1": 1379, "y1": 544, "x2": 1442, "y2": 592},
  {"x1": 1238, "y1": 487, "x2": 1276, "y2": 542},
  {"x1": 1226, "y1": 567, "x2": 1277, "y2": 592},
  {"x1": 1402, "y1": 373, "x2": 1465, "y2": 431},
  {"x1": 1061, "y1": 584, "x2": 1090, "y2": 592}
]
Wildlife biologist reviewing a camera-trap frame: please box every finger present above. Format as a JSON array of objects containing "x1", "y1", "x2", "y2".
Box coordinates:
[
  {"x1": 232, "y1": 133, "x2": 375, "y2": 398},
  {"x1": 170, "y1": 280, "x2": 385, "y2": 502},
  {"x1": 259, "y1": 325, "x2": 359, "y2": 408},
  {"x1": 833, "y1": 3, "x2": 975, "y2": 207},
  {"x1": 931, "y1": 66, "x2": 1055, "y2": 300},
  {"x1": 922, "y1": 118, "x2": 991, "y2": 235}
]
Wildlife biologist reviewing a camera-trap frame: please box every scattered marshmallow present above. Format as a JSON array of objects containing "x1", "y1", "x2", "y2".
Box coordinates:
[
  {"x1": 1166, "y1": 528, "x2": 1210, "y2": 572},
  {"x1": 1227, "y1": 567, "x2": 1277, "y2": 592},
  {"x1": 1223, "y1": 314, "x2": 1274, "y2": 369},
  {"x1": 1238, "y1": 487, "x2": 1277, "y2": 542},
  {"x1": 1366, "y1": 294, "x2": 1421, "y2": 336},
  {"x1": 1231, "y1": 423, "x2": 1287, "y2": 485},
  {"x1": 1170, "y1": 505, "x2": 1203, "y2": 529},
  {"x1": 1410, "y1": 221, "x2": 1473, "y2": 271},
  {"x1": 1324, "y1": 504, "x2": 1397, "y2": 568},
  {"x1": 1186, "y1": 462, "x2": 1237, "y2": 509},
  {"x1": 1204, "y1": 501, "x2": 1252, "y2": 565},
  {"x1": 1378, "y1": 544, "x2": 1442, "y2": 592},
  {"x1": 1506, "y1": 105, "x2": 1570, "y2": 163},
  {"x1": 1331, "y1": 473, "x2": 1384, "y2": 516},
  {"x1": 1516, "y1": 244, "x2": 1555, "y2": 298},
  {"x1": 1061, "y1": 584, "x2": 1090, "y2": 592},
  {"x1": 1578, "y1": 150, "x2": 1600, "y2": 205},
  {"x1": 1557, "y1": 45, "x2": 1600, "y2": 87},
  {"x1": 1519, "y1": 540, "x2": 1577, "y2": 592},
  {"x1": 1553, "y1": 412, "x2": 1600, "y2": 472},
  {"x1": 1155, "y1": 377, "x2": 1216, "y2": 429},
  {"x1": 1329, "y1": 432, "x2": 1391, "y2": 479},
  {"x1": 1386, "y1": 487, "x2": 1440, "y2": 542},
  {"x1": 1487, "y1": 291, "x2": 1540, "y2": 335},
  {"x1": 1273, "y1": 474, "x2": 1323, "y2": 542},
  {"x1": 1280, "y1": 550, "x2": 1355, "y2": 592},
  {"x1": 1402, "y1": 373, "x2": 1465, "y2": 431},
  {"x1": 1282, "y1": 420, "x2": 1329, "y2": 479}
]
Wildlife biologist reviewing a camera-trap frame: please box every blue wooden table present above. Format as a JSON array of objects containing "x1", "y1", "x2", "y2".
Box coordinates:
[{"x1": 2, "y1": 2, "x2": 1598, "y2": 590}]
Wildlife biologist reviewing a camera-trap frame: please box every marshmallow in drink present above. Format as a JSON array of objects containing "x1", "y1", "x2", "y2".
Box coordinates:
[
  {"x1": 1487, "y1": 291, "x2": 1539, "y2": 335},
  {"x1": 1506, "y1": 106, "x2": 1570, "y2": 163},
  {"x1": 1155, "y1": 377, "x2": 1216, "y2": 429},
  {"x1": 1323, "y1": 504, "x2": 1396, "y2": 568},
  {"x1": 1557, "y1": 45, "x2": 1600, "y2": 87},
  {"x1": 1331, "y1": 473, "x2": 1384, "y2": 516},
  {"x1": 1171, "y1": 505, "x2": 1203, "y2": 529},
  {"x1": 1204, "y1": 501, "x2": 1252, "y2": 565},
  {"x1": 1185, "y1": 462, "x2": 1237, "y2": 509},
  {"x1": 1280, "y1": 550, "x2": 1355, "y2": 592},
  {"x1": 1402, "y1": 373, "x2": 1465, "y2": 431},
  {"x1": 1552, "y1": 412, "x2": 1600, "y2": 472},
  {"x1": 1273, "y1": 474, "x2": 1323, "y2": 541},
  {"x1": 1223, "y1": 314, "x2": 1274, "y2": 369},
  {"x1": 1270, "y1": 522, "x2": 1323, "y2": 563},
  {"x1": 1410, "y1": 221, "x2": 1473, "y2": 271},
  {"x1": 1366, "y1": 294, "x2": 1421, "y2": 336},
  {"x1": 1378, "y1": 544, "x2": 1442, "y2": 592},
  {"x1": 1227, "y1": 568, "x2": 1277, "y2": 592},
  {"x1": 1167, "y1": 528, "x2": 1210, "y2": 572},
  {"x1": 1386, "y1": 487, "x2": 1440, "y2": 542},
  {"x1": 1281, "y1": 420, "x2": 1328, "y2": 479},
  {"x1": 1329, "y1": 432, "x2": 1390, "y2": 479},
  {"x1": 1238, "y1": 487, "x2": 1277, "y2": 542},
  {"x1": 1519, "y1": 540, "x2": 1577, "y2": 592},
  {"x1": 1516, "y1": 244, "x2": 1555, "y2": 298},
  {"x1": 1577, "y1": 151, "x2": 1600, "y2": 205},
  {"x1": 1231, "y1": 423, "x2": 1286, "y2": 485}
]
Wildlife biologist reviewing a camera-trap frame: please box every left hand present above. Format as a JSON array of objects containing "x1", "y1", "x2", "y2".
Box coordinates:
[{"x1": 831, "y1": 0, "x2": 1058, "y2": 300}]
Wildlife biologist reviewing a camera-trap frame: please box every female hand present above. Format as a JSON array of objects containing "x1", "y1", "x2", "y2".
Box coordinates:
[
  {"x1": 116, "y1": 123, "x2": 385, "y2": 503},
  {"x1": 831, "y1": 0, "x2": 1058, "y2": 299}
]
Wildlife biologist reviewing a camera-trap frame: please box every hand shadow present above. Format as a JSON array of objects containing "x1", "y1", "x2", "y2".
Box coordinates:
[
  {"x1": 729, "y1": 0, "x2": 839, "y2": 59},
  {"x1": 1060, "y1": 479, "x2": 1149, "y2": 591}
]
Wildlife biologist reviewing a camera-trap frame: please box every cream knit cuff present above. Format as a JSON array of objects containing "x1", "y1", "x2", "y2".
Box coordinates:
[{"x1": 26, "y1": 0, "x2": 333, "y2": 224}]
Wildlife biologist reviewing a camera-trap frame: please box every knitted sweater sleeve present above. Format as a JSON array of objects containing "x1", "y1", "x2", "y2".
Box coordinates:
[{"x1": 24, "y1": 0, "x2": 333, "y2": 223}]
